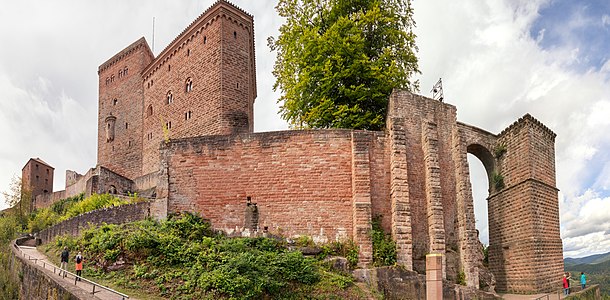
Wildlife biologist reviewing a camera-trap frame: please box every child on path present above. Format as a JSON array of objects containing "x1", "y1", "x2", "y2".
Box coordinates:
[{"x1": 75, "y1": 252, "x2": 83, "y2": 281}]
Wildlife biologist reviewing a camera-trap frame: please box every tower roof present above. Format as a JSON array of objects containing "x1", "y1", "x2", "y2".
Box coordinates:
[{"x1": 22, "y1": 157, "x2": 54, "y2": 171}]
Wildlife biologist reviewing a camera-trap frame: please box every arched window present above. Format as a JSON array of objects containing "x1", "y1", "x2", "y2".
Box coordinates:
[
  {"x1": 204, "y1": 36, "x2": 207, "y2": 44},
  {"x1": 147, "y1": 105, "x2": 153, "y2": 117},
  {"x1": 124, "y1": 67, "x2": 128, "y2": 76},
  {"x1": 111, "y1": 75, "x2": 115, "y2": 82},
  {"x1": 166, "y1": 91, "x2": 173, "y2": 104},
  {"x1": 185, "y1": 78, "x2": 193, "y2": 93},
  {"x1": 113, "y1": 98, "x2": 118, "y2": 105},
  {"x1": 234, "y1": 31, "x2": 237, "y2": 39},
  {"x1": 106, "y1": 78, "x2": 110, "y2": 85},
  {"x1": 118, "y1": 70, "x2": 123, "y2": 78}
]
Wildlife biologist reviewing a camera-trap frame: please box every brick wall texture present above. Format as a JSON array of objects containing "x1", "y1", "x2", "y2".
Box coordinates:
[{"x1": 31, "y1": 0, "x2": 563, "y2": 295}]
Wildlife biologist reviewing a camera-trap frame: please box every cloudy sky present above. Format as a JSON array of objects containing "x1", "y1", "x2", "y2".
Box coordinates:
[{"x1": 1, "y1": 0, "x2": 609, "y2": 258}]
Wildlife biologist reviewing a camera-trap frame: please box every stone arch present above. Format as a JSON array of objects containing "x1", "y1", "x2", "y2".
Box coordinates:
[{"x1": 466, "y1": 143, "x2": 495, "y2": 190}]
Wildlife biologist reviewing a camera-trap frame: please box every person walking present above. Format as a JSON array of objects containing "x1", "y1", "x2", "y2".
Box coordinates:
[
  {"x1": 75, "y1": 252, "x2": 83, "y2": 281},
  {"x1": 580, "y1": 272, "x2": 586, "y2": 290},
  {"x1": 59, "y1": 247, "x2": 69, "y2": 277},
  {"x1": 562, "y1": 273, "x2": 570, "y2": 295}
]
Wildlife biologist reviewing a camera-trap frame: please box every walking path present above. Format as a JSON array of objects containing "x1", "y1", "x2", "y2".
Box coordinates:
[{"x1": 15, "y1": 245, "x2": 132, "y2": 300}]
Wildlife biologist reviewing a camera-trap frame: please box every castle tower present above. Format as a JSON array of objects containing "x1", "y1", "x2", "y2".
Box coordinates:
[
  {"x1": 97, "y1": 38, "x2": 154, "y2": 179},
  {"x1": 21, "y1": 158, "x2": 54, "y2": 212},
  {"x1": 141, "y1": 0, "x2": 257, "y2": 174},
  {"x1": 488, "y1": 115, "x2": 564, "y2": 293}
]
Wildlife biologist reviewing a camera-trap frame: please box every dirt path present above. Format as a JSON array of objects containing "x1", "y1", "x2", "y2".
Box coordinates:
[{"x1": 16, "y1": 245, "x2": 133, "y2": 300}]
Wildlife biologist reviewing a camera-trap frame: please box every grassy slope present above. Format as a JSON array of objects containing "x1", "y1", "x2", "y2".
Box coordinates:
[{"x1": 41, "y1": 213, "x2": 370, "y2": 300}]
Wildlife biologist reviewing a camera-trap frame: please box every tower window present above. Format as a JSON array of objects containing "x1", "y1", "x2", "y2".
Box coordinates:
[
  {"x1": 187, "y1": 49, "x2": 191, "y2": 56},
  {"x1": 204, "y1": 36, "x2": 207, "y2": 44},
  {"x1": 234, "y1": 31, "x2": 237, "y2": 39},
  {"x1": 125, "y1": 122, "x2": 129, "y2": 129},
  {"x1": 113, "y1": 99, "x2": 118, "y2": 105},
  {"x1": 118, "y1": 70, "x2": 123, "y2": 78},
  {"x1": 147, "y1": 105, "x2": 153, "y2": 117},
  {"x1": 124, "y1": 67, "x2": 128, "y2": 76},
  {"x1": 36, "y1": 175, "x2": 39, "y2": 181},
  {"x1": 111, "y1": 75, "x2": 115, "y2": 82},
  {"x1": 168, "y1": 64, "x2": 171, "y2": 72},
  {"x1": 166, "y1": 121, "x2": 172, "y2": 129},
  {"x1": 166, "y1": 91, "x2": 173, "y2": 104},
  {"x1": 185, "y1": 111, "x2": 192, "y2": 120},
  {"x1": 106, "y1": 78, "x2": 110, "y2": 85},
  {"x1": 185, "y1": 78, "x2": 193, "y2": 93}
]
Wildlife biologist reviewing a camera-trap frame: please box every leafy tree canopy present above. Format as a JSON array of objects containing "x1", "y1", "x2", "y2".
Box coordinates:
[{"x1": 270, "y1": 0, "x2": 419, "y2": 130}]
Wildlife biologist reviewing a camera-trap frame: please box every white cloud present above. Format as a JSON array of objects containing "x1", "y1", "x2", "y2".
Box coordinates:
[{"x1": 414, "y1": 0, "x2": 610, "y2": 257}]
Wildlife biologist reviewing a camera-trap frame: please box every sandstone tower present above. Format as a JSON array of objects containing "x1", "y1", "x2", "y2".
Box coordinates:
[
  {"x1": 141, "y1": 1, "x2": 256, "y2": 175},
  {"x1": 98, "y1": 38, "x2": 154, "y2": 179},
  {"x1": 97, "y1": 0, "x2": 256, "y2": 178},
  {"x1": 21, "y1": 158, "x2": 54, "y2": 211}
]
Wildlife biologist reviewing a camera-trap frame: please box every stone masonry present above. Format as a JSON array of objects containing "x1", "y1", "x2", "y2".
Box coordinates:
[{"x1": 27, "y1": 0, "x2": 563, "y2": 294}]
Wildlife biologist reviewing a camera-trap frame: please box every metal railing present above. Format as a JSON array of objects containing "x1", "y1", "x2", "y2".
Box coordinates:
[{"x1": 13, "y1": 243, "x2": 130, "y2": 299}]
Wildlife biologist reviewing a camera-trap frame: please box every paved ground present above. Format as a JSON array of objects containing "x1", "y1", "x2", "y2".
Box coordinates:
[
  {"x1": 499, "y1": 292, "x2": 565, "y2": 300},
  {"x1": 16, "y1": 245, "x2": 133, "y2": 300}
]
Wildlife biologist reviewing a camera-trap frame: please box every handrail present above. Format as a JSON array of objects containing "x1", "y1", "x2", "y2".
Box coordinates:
[{"x1": 13, "y1": 242, "x2": 129, "y2": 299}]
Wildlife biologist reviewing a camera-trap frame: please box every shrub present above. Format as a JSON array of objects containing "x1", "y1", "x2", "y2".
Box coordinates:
[{"x1": 371, "y1": 215, "x2": 397, "y2": 267}]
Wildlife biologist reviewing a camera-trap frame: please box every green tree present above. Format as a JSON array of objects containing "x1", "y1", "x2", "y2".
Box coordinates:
[
  {"x1": 2, "y1": 175, "x2": 30, "y2": 226},
  {"x1": 270, "y1": 0, "x2": 419, "y2": 130}
]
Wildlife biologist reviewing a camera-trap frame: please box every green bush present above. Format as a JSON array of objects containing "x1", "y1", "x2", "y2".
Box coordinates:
[
  {"x1": 44, "y1": 213, "x2": 361, "y2": 299},
  {"x1": 371, "y1": 215, "x2": 397, "y2": 267}
]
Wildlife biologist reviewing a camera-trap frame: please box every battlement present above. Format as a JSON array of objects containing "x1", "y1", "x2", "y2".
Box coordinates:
[
  {"x1": 98, "y1": 37, "x2": 153, "y2": 74},
  {"x1": 499, "y1": 113, "x2": 556, "y2": 140},
  {"x1": 142, "y1": 0, "x2": 254, "y2": 80}
]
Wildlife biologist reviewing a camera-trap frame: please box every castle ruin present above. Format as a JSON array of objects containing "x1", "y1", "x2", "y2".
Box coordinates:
[{"x1": 26, "y1": 0, "x2": 563, "y2": 294}]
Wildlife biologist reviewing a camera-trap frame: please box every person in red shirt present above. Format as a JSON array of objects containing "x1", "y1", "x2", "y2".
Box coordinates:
[{"x1": 563, "y1": 273, "x2": 570, "y2": 295}]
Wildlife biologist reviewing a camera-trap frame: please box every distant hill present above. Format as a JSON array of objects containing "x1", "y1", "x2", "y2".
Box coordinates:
[{"x1": 565, "y1": 251, "x2": 610, "y2": 267}]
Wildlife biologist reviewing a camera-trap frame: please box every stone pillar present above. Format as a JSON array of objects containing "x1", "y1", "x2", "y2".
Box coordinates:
[
  {"x1": 426, "y1": 253, "x2": 444, "y2": 300},
  {"x1": 423, "y1": 122, "x2": 446, "y2": 278},
  {"x1": 351, "y1": 132, "x2": 373, "y2": 267},
  {"x1": 452, "y1": 124, "x2": 480, "y2": 288},
  {"x1": 388, "y1": 117, "x2": 413, "y2": 270}
]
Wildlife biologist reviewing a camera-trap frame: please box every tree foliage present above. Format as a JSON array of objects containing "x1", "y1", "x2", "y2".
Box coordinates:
[
  {"x1": 270, "y1": 0, "x2": 419, "y2": 130},
  {"x1": 2, "y1": 175, "x2": 31, "y2": 225}
]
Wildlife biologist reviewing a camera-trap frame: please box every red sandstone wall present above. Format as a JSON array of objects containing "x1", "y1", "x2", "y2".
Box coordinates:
[
  {"x1": 141, "y1": 3, "x2": 256, "y2": 175},
  {"x1": 162, "y1": 130, "x2": 387, "y2": 244},
  {"x1": 489, "y1": 115, "x2": 563, "y2": 293},
  {"x1": 98, "y1": 38, "x2": 154, "y2": 179}
]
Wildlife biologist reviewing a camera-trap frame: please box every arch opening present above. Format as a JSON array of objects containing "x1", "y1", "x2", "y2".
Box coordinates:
[{"x1": 467, "y1": 153, "x2": 490, "y2": 246}]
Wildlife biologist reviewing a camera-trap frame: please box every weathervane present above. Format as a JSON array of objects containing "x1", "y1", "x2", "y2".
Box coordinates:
[{"x1": 430, "y1": 78, "x2": 444, "y2": 102}]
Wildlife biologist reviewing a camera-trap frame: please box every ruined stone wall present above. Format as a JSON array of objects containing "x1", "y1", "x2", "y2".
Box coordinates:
[
  {"x1": 37, "y1": 201, "x2": 154, "y2": 244},
  {"x1": 141, "y1": 3, "x2": 256, "y2": 175},
  {"x1": 387, "y1": 91, "x2": 468, "y2": 276},
  {"x1": 98, "y1": 38, "x2": 154, "y2": 179},
  {"x1": 160, "y1": 130, "x2": 387, "y2": 257},
  {"x1": 489, "y1": 115, "x2": 563, "y2": 293}
]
